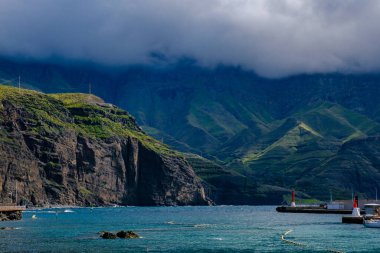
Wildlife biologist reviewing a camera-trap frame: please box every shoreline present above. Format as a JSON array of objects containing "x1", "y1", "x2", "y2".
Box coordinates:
[{"x1": 27, "y1": 204, "x2": 279, "y2": 209}]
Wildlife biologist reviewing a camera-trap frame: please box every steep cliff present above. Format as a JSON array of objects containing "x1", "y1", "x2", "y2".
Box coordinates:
[{"x1": 0, "y1": 85, "x2": 209, "y2": 206}]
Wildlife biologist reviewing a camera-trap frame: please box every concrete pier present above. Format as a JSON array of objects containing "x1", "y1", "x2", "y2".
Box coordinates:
[
  {"x1": 342, "y1": 216, "x2": 363, "y2": 224},
  {"x1": 276, "y1": 206, "x2": 365, "y2": 214},
  {"x1": 0, "y1": 206, "x2": 26, "y2": 221}
]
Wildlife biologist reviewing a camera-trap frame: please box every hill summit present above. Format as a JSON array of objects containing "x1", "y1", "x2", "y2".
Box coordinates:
[{"x1": 0, "y1": 85, "x2": 209, "y2": 206}]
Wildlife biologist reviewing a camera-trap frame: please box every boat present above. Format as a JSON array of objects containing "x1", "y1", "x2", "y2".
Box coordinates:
[
  {"x1": 363, "y1": 203, "x2": 380, "y2": 228},
  {"x1": 363, "y1": 203, "x2": 380, "y2": 217},
  {"x1": 364, "y1": 218, "x2": 380, "y2": 228}
]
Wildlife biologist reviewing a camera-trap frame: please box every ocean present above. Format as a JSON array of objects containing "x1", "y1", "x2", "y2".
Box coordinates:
[{"x1": 0, "y1": 206, "x2": 378, "y2": 252}]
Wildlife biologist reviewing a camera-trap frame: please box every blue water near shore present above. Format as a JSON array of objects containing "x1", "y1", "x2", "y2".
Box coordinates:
[{"x1": 0, "y1": 206, "x2": 379, "y2": 252}]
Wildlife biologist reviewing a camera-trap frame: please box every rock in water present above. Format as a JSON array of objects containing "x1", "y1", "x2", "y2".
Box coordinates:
[
  {"x1": 116, "y1": 230, "x2": 139, "y2": 239},
  {"x1": 0, "y1": 86, "x2": 211, "y2": 207},
  {"x1": 100, "y1": 232, "x2": 117, "y2": 239},
  {"x1": 116, "y1": 230, "x2": 127, "y2": 238},
  {"x1": 0, "y1": 227, "x2": 16, "y2": 230},
  {"x1": 126, "y1": 231, "x2": 140, "y2": 239}
]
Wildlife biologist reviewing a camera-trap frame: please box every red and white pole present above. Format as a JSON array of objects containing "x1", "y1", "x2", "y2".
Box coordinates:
[
  {"x1": 291, "y1": 190, "x2": 296, "y2": 207},
  {"x1": 352, "y1": 195, "x2": 361, "y2": 217}
]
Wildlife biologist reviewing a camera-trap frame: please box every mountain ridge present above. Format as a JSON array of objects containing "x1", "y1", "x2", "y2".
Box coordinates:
[{"x1": 1, "y1": 58, "x2": 380, "y2": 202}]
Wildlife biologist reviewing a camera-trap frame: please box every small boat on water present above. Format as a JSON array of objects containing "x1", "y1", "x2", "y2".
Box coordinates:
[
  {"x1": 363, "y1": 203, "x2": 380, "y2": 228},
  {"x1": 364, "y1": 218, "x2": 380, "y2": 228}
]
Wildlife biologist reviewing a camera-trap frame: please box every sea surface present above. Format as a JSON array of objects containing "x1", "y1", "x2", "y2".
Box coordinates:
[{"x1": 0, "y1": 206, "x2": 378, "y2": 252}]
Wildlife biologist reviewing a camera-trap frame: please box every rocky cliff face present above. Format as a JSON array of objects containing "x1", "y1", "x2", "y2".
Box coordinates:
[{"x1": 0, "y1": 86, "x2": 209, "y2": 206}]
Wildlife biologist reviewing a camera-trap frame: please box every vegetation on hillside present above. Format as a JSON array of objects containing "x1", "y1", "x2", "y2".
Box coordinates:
[
  {"x1": 0, "y1": 85, "x2": 177, "y2": 157},
  {"x1": 2, "y1": 59, "x2": 380, "y2": 202}
]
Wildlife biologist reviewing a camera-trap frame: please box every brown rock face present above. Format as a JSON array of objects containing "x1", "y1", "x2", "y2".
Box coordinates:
[
  {"x1": 0, "y1": 87, "x2": 210, "y2": 206},
  {"x1": 0, "y1": 211, "x2": 22, "y2": 221}
]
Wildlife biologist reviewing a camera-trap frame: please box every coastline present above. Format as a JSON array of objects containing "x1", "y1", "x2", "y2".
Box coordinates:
[{"x1": 0, "y1": 206, "x2": 25, "y2": 221}]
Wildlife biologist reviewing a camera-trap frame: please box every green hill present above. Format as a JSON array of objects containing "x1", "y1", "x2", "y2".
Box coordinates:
[
  {"x1": 0, "y1": 85, "x2": 209, "y2": 206},
  {"x1": 297, "y1": 136, "x2": 380, "y2": 200},
  {"x1": 2, "y1": 59, "x2": 380, "y2": 202}
]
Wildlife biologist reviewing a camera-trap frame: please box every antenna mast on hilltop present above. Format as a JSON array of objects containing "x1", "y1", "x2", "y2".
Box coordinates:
[
  {"x1": 15, "y1": 181, "x2": 18, "y2": 205},
  {"x1": 18, "y1": 76, "x2": 21, "y2": 90},
  {"x1": 376, "y1": 188, "x2": 378, "y2": 202}
]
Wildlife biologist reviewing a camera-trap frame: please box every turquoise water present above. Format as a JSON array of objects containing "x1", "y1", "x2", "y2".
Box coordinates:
[{"x1": 0, "y1": 206, "x2": 378, "y2": 252}]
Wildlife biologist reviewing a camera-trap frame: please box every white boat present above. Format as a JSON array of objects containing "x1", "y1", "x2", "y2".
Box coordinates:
[
  {"x1": 363, "y1": 203, "x2": 380, "y2": 228},
  {"x1": 364, "y1": 203, "x2": 380, "y2": 217},
  {"x1": 364, "y1": 218, "x2": 380, "y2": 228}
]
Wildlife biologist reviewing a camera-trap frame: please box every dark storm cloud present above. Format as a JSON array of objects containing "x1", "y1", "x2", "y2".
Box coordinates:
[{"x1": 0, "y1": 0, "x2": 380, "y2": 77}]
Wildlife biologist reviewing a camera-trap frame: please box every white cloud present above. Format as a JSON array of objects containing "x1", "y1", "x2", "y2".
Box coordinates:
[{"x1": 0, "y1": 0, "x2": 379, "y2": 77}]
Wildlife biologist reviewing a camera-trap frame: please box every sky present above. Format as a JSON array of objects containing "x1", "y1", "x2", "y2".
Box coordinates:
[{"x1": 0, "y1": 0, "x2": 380, "y2": 77}]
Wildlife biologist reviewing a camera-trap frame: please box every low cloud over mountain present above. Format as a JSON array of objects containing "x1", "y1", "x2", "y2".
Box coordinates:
[{"x1": 1, "y1": 0, "x2": 380, "y2": 77}]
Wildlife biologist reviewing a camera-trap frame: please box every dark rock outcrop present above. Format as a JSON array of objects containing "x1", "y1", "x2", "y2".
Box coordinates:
[
  {"x1": 0, "y1": 227, "x2": 16, "y2": 230},
  {"x1": 116, "y1": 230, "x2": 139, "y2": 239},
  {"x1": 100, "y1": 232, "x2": 117, "y2": 239},
  {"x1": 0, "y1": 86, "x2": 210, "y2": 206},
  {"x1": 0, "y1": 211, "x2": 22, "y2": 221},
  {"x1": 100, "y1": 230, "x2": 139, "y2": 239}
]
